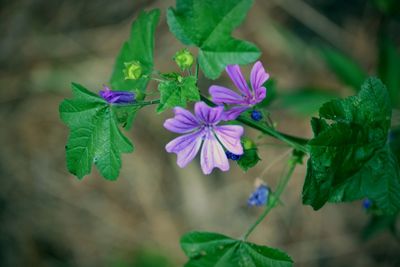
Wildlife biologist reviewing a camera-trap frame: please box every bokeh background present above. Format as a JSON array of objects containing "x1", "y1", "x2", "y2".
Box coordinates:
[{"x1": 1, "y1": 0, "x2": 399, "y2": 266}]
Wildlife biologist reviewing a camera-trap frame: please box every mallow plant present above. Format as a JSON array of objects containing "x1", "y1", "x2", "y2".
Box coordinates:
[{"x1": 59, "y1": 1, "x2": 400, "y2": 266}]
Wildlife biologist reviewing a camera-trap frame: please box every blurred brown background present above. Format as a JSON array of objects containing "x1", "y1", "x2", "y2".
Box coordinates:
[{"x1": 0, "y1": 0, "x2": 399, "y2": 266}]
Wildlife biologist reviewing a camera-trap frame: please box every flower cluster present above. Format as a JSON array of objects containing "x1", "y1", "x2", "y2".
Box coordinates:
[{"x1": 164, "y1": 62, "x2": 268, "y2": 175}]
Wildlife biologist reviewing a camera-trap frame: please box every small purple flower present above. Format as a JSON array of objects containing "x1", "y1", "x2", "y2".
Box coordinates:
[
  {"x1": 248, "y1": 185, "x2": 269, "y2": 207},
  {"x1": 164, "y1": 102, "x2": 244, "y2": 175},
  {"x1": 209, "y1": 61, "x2": 269, "y2": 120},
  {"x1": 99, "y1": 85, "x2": 135, "y2": 104}
]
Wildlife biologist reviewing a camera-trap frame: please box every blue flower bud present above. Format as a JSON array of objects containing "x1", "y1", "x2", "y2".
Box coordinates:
[
  {"x1": 362, "y1": 198, "x2": 372, "y2": 210},
  {"x1": 250, "y1": 110, "x2": 263, "y2": 121},
  {"x1": 225, "y1": 151, "x2": 241, "y2": 161},
  {"x1": 248, "y1": 185, "x2": 269, "y2": 207}
]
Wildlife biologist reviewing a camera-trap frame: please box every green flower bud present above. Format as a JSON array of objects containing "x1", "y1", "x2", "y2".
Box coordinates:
[
  {"x1": 242, "y1": 137, "x2": 256, "y2": 150},
  {"x1": 174, "y1": 49, "x2": 194, "y2": 70},
  {"x1": 123, "y1": 61, "x2": 142, "y2": 80}
]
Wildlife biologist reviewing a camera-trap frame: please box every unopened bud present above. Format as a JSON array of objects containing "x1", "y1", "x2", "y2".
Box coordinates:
[
  {"x1": 123, "y1": 61, "x2": 142, "y2": 80},
  {"x1": 242, "y1": 137, "x2": 256, "y2": 150},
  {"x1": 174, "y1": 49, "x2": 194, "y2": 70}
]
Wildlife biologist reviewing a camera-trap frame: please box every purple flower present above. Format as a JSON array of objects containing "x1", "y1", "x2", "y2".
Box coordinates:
[
  {"x1": 164, "y1": 102, "x2": 244, "y2": 175},
  {"x1": 248, "y1": 185, "x2": 269, "y2": 207},
  {"x1": 99, "y1": 85, "x2": 135, "y2": 104},
  {"x1": 209, "y1": 61, "x2": 269, "y2": 120}
]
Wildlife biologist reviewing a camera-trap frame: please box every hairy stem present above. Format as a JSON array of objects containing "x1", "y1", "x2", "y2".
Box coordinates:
[{"x1": 242, "y1": 157, "x2": 298, "y2": 241}]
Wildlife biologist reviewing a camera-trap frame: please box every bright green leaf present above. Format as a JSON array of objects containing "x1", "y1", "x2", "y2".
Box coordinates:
[
  {"x1": 302, "y1": 77, "x2": 400, "y2": 214},
  {"x1": 60, "y1": 83, "x2": 133, "y2": 180},
  {"x1": 109, "y1": 9, "x2": 160, "y2": 129},
  {"x1": 181, "y1": 231, "x2": 293, "y2": 267},
  {"x1": 157, "y1": 76, "x2": 200, "y2": 113},
  {"x1": 167, "y1": 0, "x2": 260, "y2": 79},
  {"x1": 319, "y1": 46, "x2": 367, "y2": 90}
]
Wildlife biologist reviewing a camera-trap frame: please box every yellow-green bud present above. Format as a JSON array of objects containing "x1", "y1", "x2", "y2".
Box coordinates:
[
  {"x1": 177, "y1": 75, "x2": 183, "y2": 83},
  {"x1": 242, "y1": 137, "x2": 256, "y2": 150},
  {"x1": 174, "y1": 49, "x2": 194, "y2": 70},
  {"x1": 123, "y1": 61, "x2": 142, "y2": 80}
]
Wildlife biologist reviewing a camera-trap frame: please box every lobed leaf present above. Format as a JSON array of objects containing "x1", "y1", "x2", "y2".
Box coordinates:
[
  {"x1": 303, "y1": 77, "x2": 400, "y2": 214},
  {"x1": 181, "y1": 231, "x2": 293, "y2": 267},
  {"x1": 60, "y1": 83, "x2": 133, "y2": 180},
  {"x1": 157, "y1": 76, "x2": 200, "y2": 113},
  {"x1": 167, "y1": 0, "x2": 260, "y2": 79}
]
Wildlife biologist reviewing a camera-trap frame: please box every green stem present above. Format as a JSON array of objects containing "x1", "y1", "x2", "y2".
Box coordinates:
[
  {"x1": 242, "y1": 159, "x2": 298, "y2": 241},
  {"x1": 237, "y1": 115, "x2": 308, "y2": 153},
  {"x1": 151, "y1": 77, "x2": 165, "y2": 83},
  {"x1": 200, "y1": 95, "x2": 308, "y2": 152},
  {"x1": 195, "y1": 59, "x2": 199, "y2": 81},
  {"x1": 122, "y1": 99, "x2": 160, "y2": 107}
]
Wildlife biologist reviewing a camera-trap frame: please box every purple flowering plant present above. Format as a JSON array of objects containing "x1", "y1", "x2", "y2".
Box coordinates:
[{"x1": 59, "y1": 1, "x2": 400, "y2": 266}]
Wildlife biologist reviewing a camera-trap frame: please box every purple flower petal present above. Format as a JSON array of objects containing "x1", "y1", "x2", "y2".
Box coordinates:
[
  {"x1": 254, "y1": 86, "x2": 266, "y2": 103},
  {"x1": 166, "y1": 130, "x2": 204, "y2": 153},
  {"x1": 250, "y1": 61, "x2": 269, "y2": 91},
  {"x1": 226, "y1": 65, "x2": 252, "y2": 97},
  {"x1": 164, "y1": 107, "x2": 200, "y2": 133},
  {"x1": 222, "y1": 106, "x2": 249, "y2": 121},
  {"x1": 165, "y1": 130, "x2": 204, "y2": 168},
  {"x1": 200, "y1": 130, "x2": 229, "y2": 175},
  {"x1": 209, "y1": 85, "x2": 245, "y2": 105},
  {"x1": 194, "y1": 102, "x2": 224, "y2": 124},
  {"x1": 214, "y1": 125, "x2": 244, "y2": 155},
  {"x1": 99, "y1": 85, "x2": 135, "y2": 104}
]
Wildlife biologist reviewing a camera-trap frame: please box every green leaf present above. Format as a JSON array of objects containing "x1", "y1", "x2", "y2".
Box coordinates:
[
  {"x1": 60, "y1": 83, "x2": 133, "y2": 180},
  {"x1": 302, "y1": 77, "x2": 400, "y2": 214},
  {"x1": 167, "y1": 0, "x2": 260, "y2": 79},
  {"x1": 378, "y1": 36, "x2": 400, "y2": 107},
  {"x1": 157, "y1": 76, "x2": 200, "y2": 113},
  {"x1": 319, "y1": 46, "x2": 367, "y2": 90},
  {"x1": 279, "y1": 88, "x2": 338, "y2": 115},
  {"x1": 109, "y1": 9, "x2": 160, "y2": 128},
  {"x1": 237, "y1": 147, "x2": 261, "y2": 172},
  {"x1": 181, "y1": 231, "x2": 293, "y2": 267}
]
